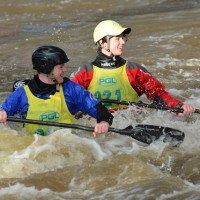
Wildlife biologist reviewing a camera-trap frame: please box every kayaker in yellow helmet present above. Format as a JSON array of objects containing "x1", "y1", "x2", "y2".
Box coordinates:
[{"x1": 70, "y1": 20, "x2": 195, "y2": 116}]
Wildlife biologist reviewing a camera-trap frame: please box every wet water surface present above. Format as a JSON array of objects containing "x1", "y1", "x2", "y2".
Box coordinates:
[{"x1": 0, "y1": 0, "x2": 200, "y2": 199}]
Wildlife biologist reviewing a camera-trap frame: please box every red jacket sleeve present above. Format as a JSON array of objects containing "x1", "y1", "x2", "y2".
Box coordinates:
[
  {"x1": 70, "y1": 65, "x2": 93, "y2": 89},
  {"x1": 127, "y1": 67, "x2": 183, "y2": 108}
]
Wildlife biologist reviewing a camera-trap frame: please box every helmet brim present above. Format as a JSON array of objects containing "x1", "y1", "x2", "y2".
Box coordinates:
[{"x1": 122, "y1": 27, "x2": 131, "y2": 35}]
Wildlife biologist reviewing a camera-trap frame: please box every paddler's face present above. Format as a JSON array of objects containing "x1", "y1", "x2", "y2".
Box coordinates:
[
  {"x1": 51, "y1": 64, "x2": 67, "y2": 83},
  {"x1": 109, "y1": 34, "x2": 127, "y2": 56}
]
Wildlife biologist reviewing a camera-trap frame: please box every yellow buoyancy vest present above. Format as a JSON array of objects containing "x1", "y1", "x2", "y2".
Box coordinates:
[
  {"x1": 24, "y1": 84, "x2": 76, "y2": 135},
  {"x1": 88, "y1": 62, "x2": 139, "y2": 109}
]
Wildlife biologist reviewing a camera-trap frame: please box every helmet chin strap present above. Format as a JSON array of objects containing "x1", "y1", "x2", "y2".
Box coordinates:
[
  {"x1": 98, "y1": 36, "x2": 116, "y2": 61},
  {"x1": 45, "y1": 73, "x2": 60, "y2": 92},
  {"x1": 105, "y1": 36, "x2": 116, "y2": 61}
]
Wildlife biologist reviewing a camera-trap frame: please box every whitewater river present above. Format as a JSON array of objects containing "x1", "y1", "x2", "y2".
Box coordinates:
[{"x1": 0, "y1": 0, "x2": 200, "y2": 199}]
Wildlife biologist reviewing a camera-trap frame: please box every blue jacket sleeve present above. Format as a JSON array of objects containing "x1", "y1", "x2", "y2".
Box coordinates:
[
  {"x1": 1, "y1": 87, "x2": 28, "y2": 116},
  {"x1": 62, "y1": 80, "x2": 100, "y2": 118}
]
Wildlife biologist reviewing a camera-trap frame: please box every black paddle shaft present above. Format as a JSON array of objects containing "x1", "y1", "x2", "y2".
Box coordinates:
[
  {"x1": 100, "y1": 99, "x2": 200, "y2": 114},
  {"x1": 7, "y1": 116, "x2": 184, "y2": 145}
]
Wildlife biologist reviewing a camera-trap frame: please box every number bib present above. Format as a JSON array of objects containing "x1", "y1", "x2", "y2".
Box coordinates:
[
  {"x1": 88, "y1": 63, "x2": 139, "y2": 109},
  {"x1": 23, "y1": 85, "x2": 76, "y2": 135}
]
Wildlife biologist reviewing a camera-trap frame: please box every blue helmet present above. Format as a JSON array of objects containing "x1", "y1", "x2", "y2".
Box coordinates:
[{"x1": 32, "y1": 45, "x2": 69, "y2": 74}]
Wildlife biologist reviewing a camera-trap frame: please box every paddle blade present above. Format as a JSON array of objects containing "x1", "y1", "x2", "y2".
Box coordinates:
[
  {"x1": 110, "y1": 124, "x2": 184, "y2": 145},
  {"x1": 135, "y1": 124, "x2": 185, "y2": 146},
  {"x1": 110, "y1": 125, "x2": 154, "y2": 144}
]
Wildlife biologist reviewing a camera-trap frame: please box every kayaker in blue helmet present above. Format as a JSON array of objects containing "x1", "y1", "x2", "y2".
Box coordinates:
[{"x1": 0, "y1": 45, "x2": 113, "y2": 136}]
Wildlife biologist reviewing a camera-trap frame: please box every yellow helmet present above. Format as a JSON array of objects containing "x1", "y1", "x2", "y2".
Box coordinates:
[{"x1": 93, "y1": 20, "x2": 131, "y2": 44}]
